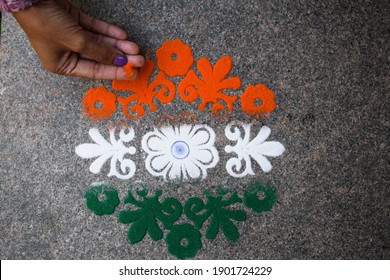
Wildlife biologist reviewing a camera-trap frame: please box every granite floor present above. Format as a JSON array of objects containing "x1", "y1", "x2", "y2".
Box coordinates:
[{"x1": 0, "y1": 0, "x2": 389, "y2": 259}]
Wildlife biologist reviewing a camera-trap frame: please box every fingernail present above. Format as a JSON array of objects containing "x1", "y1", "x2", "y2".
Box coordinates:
[{"x1": 114, "y1": 54, "x2": 128, "y2": 66}]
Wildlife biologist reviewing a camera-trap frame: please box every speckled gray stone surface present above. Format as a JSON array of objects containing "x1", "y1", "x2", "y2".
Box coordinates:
[{"x1": 0, "y1": 0, "x2": 389, "y2": 259}]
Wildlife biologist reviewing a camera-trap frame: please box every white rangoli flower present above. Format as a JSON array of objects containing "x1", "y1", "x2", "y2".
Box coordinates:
[
  {"x1": 142, "y1": 124, "x2": 219, "y2": 180},
  {"x1": 75, "y1": 127, "x2": 136, "y2": 179},
  {"x1": 225, "y1": 123, "x2": 285, "y2": 177}
]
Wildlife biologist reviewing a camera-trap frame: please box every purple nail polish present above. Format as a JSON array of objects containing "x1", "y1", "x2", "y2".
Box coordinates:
[{"x1": 114, "y1": 54, "x2": 128, "y2": 66}]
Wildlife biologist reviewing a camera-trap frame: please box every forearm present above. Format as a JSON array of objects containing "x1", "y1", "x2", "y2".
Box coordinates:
[{"x1": 0, "y1": 0, "x2": 39, "y2": 12}]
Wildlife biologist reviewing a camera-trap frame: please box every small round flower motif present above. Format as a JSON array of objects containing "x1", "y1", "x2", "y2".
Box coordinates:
[
  {"x1": 82, "y1": 86, "x2": 117, "y2": 120},
  {"x1": 165, "y1": 223, "x2": 202, "y2": 259},
  {"x1": 141, "y1": 124, "x2": 219, "y2": 180},
  {"x1": 84, "y1": 183, "x2": 120, "y2": 216},
  {"x1": 156, "y1": 39, "x2": 194, "y2": 76},
  {"x1": 244, "y1": 181, "x2": 277, "y2": 212},
  {"x1": 240, "y1": 84, "x2": 276, "y2": 117}
]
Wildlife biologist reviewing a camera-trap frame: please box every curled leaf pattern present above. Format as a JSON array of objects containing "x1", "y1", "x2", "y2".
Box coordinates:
[
  {"x1": 225, "y1": 123, "x2": 286, "y2": 177},
  {"x1": 112, "y1": 59, "x2": 176, "y2": 119},
  {"x1": 118, "y1": 189, "x2": 183, "y2": 244},
  {"x1": 184, "y1": 191, "x2": 247, "y2": 242},
  {"x1": 75, "y1": 128, "x2": 136, "y2": 179},
  {"x1": 178, "y1": 56, "x2": 241, "y2": 117}
]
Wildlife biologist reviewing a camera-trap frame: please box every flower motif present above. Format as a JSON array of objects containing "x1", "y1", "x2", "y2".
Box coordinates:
[
  {"x1": 82, "y1": 86, "x2": 117, "y2": 120},
  {"x1": 165, "y1": 223, "x2": 202, "y2": 259},
  {"x1": 225, "y1": 123, "x2": 285, "y2": 177},
  {"x1": 84, "y1": 183, "x2": 120, "y2": 216},
  {"x1": 178, "y1": 56, "x2": 241, "y2": 117},
  {"x1": 141, "y1": 124, "x2": 219, "y2": 180},
  {"x1": 112, "y1": 59, "x2": 176, "y2": 119},
  {"x1": 75, "y1": 127, "x2": 136, "y2": 179},
  {"x1": 240, "y1": 84, "x2": 276, "y2": 117},
  {"x1": 244, "y1": 181, "x2": 277, "y2": 212},
  {"x1": 156, "y1": 39, "x2": 194, "y2": 76}
]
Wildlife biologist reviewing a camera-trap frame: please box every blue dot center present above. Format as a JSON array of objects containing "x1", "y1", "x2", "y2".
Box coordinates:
[{"x1": 171, "y1": 141, "x2": 190, "y2": 159}]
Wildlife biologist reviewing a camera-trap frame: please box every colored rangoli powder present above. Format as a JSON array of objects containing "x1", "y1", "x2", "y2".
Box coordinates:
[
  {"x1": 156, "y1": 39, "x2": 194, "y2": 76},
  {"x1": 178, "y1": 55, "x2": 241, "y2": 116},
  {"x1": 112, "y1": 59, "x2": 176, "y2": 119},
  {"x1": 241, "y1": 84, "x2": 276, "y2": 117},
  {"x1": 82, "y1": 86, "x2": 117, "y2": 121},
  {"x1": 123, "y1": 62, "x2": 135, "y2": 79},
  {"x1": 82, "y1": 38, "x2": 277, "y2": 120}
]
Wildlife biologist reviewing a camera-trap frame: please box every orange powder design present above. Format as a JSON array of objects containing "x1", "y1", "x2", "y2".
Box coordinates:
[
  {"x1": 240, "y1": 84, "x2": 276, "y2": 117},
  {"x1": 123, "y1": 62, "x2": 135, "y2": 79},
  {"x1": 178, "y1": 55, "x2": 241, "y2": 117},
  {"x1": 82, "y1": 86, "x2": 117, "y2": 120},
  {"x1": 112, "y1": 59, "x2": 176, "y2": 119},
  {"x1": 156, "y1": 39, "x2": 194, "y2": 76},
  {"x1": 81, "y1": 39, "x2": 277, "y2": 121}
]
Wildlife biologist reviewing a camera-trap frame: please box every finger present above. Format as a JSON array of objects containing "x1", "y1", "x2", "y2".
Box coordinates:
[
  {"x1": 67, "y1": 59, "x2": 139, "y2": 80},
  {"x1": 78, "y1": 12, "x2": 128, "y2": 40},
  {"x1": 78, "y1": 53, "x2": 145, "y2": 69},
  {"x1": 91, "y1": 33, "x2": 140, "y2": 55},
  {"x1": 71, "y1": 30, "x2": 126, "y2": 66}
]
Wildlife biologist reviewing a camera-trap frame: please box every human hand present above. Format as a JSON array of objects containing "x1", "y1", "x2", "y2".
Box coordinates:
[{"x1": 12, "y1": 0, "x2": 144, "y2": 80}]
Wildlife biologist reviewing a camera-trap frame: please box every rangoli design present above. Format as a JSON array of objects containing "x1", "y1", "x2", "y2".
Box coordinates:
[
  {"x1": 84, "y1": 181, "x2": 276, "y2": 259},
  {"x1": 76, "y1": 38, "x2": 286, "y2": 259},
  {"x1": 81, "y1": 39, "x2": 277, "y2": 120},
  {"x1": 225, "y1": 123, "x2": 286, "y2": 177},
  {"x1": 75, "y1": 127, "x2": 136, "y2": 179},
  {"x1": 75, "y1": 123, "x2": 284, "y2": 180},
  {"x1": 141, "y1": 124, "x2": 219, "y2": 180}
]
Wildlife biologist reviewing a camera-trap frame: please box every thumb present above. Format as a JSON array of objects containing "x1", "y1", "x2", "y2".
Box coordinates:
[{"x1": 72, "y1": 31, "x2": 128, "y2": 66}]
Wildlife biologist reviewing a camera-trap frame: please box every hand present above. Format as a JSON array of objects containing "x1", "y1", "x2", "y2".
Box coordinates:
[{"x1": 12, "y1": 0, "x2": 144, "y2": 80}]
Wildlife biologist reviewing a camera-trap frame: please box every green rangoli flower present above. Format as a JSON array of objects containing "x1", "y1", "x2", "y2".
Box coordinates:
[
  {"x1": 165, "y1": 223, "x2": 202, "y2": 259},
  {"x1": 84, "y1": 183, "x2": 120, "y2": 216},
  {"x1": 244, "y1": 181, "x2": 277, "y2": 212}
]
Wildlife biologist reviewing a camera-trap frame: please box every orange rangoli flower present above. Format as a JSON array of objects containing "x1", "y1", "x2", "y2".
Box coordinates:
[
  {"x1": 82, "y1": 86, "x2": 117, "y2": 120},
  {"x1": 112, "y1": 59, "x2": 176, "y2": 119},
  {"x1": 240, "y1": 84, "x2": 276, "y2": 117},
  {"x1": 156, "y1": 39, "x2": 194, "y2": 76},
  {"x1": 178, "y1": 55, "x2": 241, "y2": 117}
]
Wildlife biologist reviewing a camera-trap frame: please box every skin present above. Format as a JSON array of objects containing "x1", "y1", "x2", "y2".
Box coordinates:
[{"x1": 12, "y1": 0, "x2": 145, "y2": 80}]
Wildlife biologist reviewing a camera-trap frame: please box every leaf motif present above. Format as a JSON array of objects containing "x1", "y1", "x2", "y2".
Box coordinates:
[
  {"x1": 158, "y1": 197, "x2": 183, "y2": 229},
  {"x1": 121, "y1": 189, "x2": 182, "y2": 244},
  {"x1": 128, "y1": 217, "x2": 149, "y2": 244},
  {"x1": 184, "y1": 197, "x2": 210, "y2": 229},
  {"x1": 147, "y1": 218, "x2": 164, "y2": 241},
  {"x1": 118, "y1": 209, "x2": 144, "y2": 224},
  {"x1": 219, "y1": 214, "x2": 240, "y2": 242},
  {"x1": 75, "y1": 144, "x2": 108, "y2": 158},
  {"x1": 185, "y1": 192, "x2": 246, "y2": 242},
  {"x1": 178, "y1": 56, "x2": 241, "y2": 116},
  {"x1": 225, "y1": 123, "x2": 285, "y2": 176}
]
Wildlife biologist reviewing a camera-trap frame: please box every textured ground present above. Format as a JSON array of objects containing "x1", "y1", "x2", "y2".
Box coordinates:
[{"x1": 0, "y1": 0, "x2": 389, "y2": 259}]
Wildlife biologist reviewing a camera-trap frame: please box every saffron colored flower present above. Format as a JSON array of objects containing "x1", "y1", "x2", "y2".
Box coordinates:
[
  {"x1": 82, "y1": 86, "x2": 117, "y2": 120},
  {"x1": 240, "y1": 84, "x2": 276, "y2": 117},
  {"x1": 156, "y1": 39, "x2": 194, "y2": 76}
]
